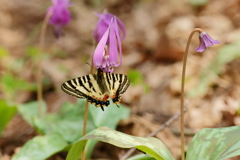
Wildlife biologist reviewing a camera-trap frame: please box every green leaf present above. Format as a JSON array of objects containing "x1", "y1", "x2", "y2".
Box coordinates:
[
  {"x1": 12, "y1": 133, "x2": 68, "y2": 160},
  {"x1": 188, "y1": 40, "x2": 240, "y2": 98},
  {"x1": 18, "y1": 101, "x2": 47, "y2": 127},
  {"x1": 0, "y1": 100, "x2": 17, "y2": 135},
  {"x1": 66, "y1": 127, "x2": 174, "y2": 160},
  {"x1": 128, "y1": 154, "x2": 156, "y2": 160},
  {"x1": 86, "y1": 99, "x2": 130, "y2": 157},
  {"x1": 186, "y1": 126, "x2": 240, "y2": 160}
]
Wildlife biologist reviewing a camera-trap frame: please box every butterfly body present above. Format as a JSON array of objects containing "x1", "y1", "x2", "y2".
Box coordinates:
[{"x1": 61, "y1": 69, "x2": 130, "y2": 110}]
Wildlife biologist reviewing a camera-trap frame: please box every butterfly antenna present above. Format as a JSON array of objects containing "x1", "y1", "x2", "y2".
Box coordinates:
[
  {"x1": 101, "y1": 106, "x2": 104, "y2": 111},
  {"x1": 116, "y1": 104, "x2": 120, "y2": 108}
]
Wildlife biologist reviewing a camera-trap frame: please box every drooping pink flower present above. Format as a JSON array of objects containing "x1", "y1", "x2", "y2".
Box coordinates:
[
  {"x1": 47, "y1": 0, "x2": 72, "y2": 38},
  {"x1": 93, "y1": 16, "x2": 122, "y2": 73},
  {"x1": 94, "y1": 12, "x2": 126, "y2": 43},
  {"x1": 195, "y1": 32, "x2": 220, "y2": 52}
]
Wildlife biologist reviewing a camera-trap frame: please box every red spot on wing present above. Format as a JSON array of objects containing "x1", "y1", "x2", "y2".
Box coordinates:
[{"x1": 103, "y1": 94, "x2": 109, "y2": 101}]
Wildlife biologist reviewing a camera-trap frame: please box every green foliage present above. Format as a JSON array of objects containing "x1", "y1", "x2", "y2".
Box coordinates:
[
  {"x1": 14, "y1": 99, "x2": 130, "y2": 160},
  {"x1": 66, "y1": 127, "x2": 174, "y2": 160},
  {"x1": 26, "y1": 46, "x2": 39, "y2": 61},
  {"x1": 0, "y1": 73, "x2": 36, "y2": 100},
  {"x1": 0, "y1": 100, "x2": 17, "y2": 135},
  {"x1": 188, "y1": 0, "x2": 209, "y2": 6},
  {"x1": 26, "y1": 46, "x2": 50, "y2": 61},
  {"x1": 12, "y1": 133, "x2": 68, "y2": 160},
  {"x1": 128, "y1": 69, "x2": 149, "y2": 93},
  {"x1": 186, "y1": 126, "x2": 240, "y2": 160},
  {"x1": 0, "y1": 47, "x2": 9, "y2": 57},
  {"x1": 188, "y1": 40, "x2": 240, "y2": 98},
  {"x1": 18, "y1": 101, "x2": 47, "y2": 127},
  {"x1": 127, "y1": 154, "x2": 157, "y2": 160}
]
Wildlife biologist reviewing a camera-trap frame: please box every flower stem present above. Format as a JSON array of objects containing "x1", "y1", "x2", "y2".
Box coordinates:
[
  {"x1": 181, "y1": 28, "x2": 202, "y2": 160},
  {"x1": 38, "y1": 11, "x2": 53, "y2": 118},
  {"x1": 81, "y1": 59, "x2": 94, "y2": 160}
]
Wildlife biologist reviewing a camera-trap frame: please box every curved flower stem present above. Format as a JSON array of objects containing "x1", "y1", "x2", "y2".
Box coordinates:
[
  {"x1": 181, "y1": 28, "x2": 202, "y2": 160},
  {"x1": 38, "y1": 11, "x2": 53, "y2": 118}
]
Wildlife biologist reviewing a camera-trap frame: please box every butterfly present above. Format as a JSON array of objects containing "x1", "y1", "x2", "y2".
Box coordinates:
[{"x1": 61, "y1": 68, "x2": 130, "y2": 111}]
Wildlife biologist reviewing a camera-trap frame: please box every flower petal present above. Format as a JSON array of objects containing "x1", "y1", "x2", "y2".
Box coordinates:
[
  {"x1": 93, "y1": 27, "x2": 110, "y2": 68},
  {"x1": 195, "y1": 32, "x2": 220, "y2": 52}
]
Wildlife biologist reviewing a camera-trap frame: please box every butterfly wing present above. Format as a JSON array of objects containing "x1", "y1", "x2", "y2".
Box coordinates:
[
  {"x1": 104, "y1": 73, "x2": 130, "y2": 104},
  {"x1": 61, "y1": 71, "x2": 130, "y2": 109},
  {"x1": 61, "y1": 74, "x2": 110, "y2": 108},
  {"x1": 61, "y1": 74, "x2": 94, "y2": 99}
]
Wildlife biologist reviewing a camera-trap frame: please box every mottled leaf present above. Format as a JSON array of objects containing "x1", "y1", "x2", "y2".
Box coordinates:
[
  {"x1": 66, "y1": 127, "x2": 174, "y2": 160},
  {"x1": 186, "y1": 126, "x2": 240, "y2": 160}
]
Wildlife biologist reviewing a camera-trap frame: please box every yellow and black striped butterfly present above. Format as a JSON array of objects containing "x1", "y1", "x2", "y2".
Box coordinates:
[{"x1": 61, "y1": 68, "x2": 130, "y2": 111}]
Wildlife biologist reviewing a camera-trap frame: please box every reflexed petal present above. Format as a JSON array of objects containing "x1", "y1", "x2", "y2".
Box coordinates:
[
  {"x1": 109, "y1": 18, "x2": 118, "y2": 66},
  {"x1": 94, "y1": 12, "x2": 126, "y2": 42},
  {"x1": 93, "y1": 27, "x2": 110, "y2": 68},
  {"x1": 116, "y1": 17, "x2": 126, "y2": 41},
  {"x1": 110, "y1": 17, "x2": 122, "y2": 67},
  {"x1": 94, "y1": 21, "x2": 109, "y2": 42}
]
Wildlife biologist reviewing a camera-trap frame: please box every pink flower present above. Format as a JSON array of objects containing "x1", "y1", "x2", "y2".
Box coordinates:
[
  {"x1": 93, "y1": 16, "x2": 123, "y2": 73},
  {"x1": 47, "y1": 0, "x2": 71, "y2": 38},
  {"x1": 94, "y1": 12, "x2": 126, "y2": 43},
  {"x1": 195, "y1": 32, "x2": 220, "y2": 52}
]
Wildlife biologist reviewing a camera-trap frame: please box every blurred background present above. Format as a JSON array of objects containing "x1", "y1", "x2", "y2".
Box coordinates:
[{"x1": 0, "y1": 0, "x2": 240, "y2": 159}]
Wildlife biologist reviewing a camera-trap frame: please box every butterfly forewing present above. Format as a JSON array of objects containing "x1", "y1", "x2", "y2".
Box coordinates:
[{"x1": 61, "y1": 79, "x2": 83, "y2": 98}]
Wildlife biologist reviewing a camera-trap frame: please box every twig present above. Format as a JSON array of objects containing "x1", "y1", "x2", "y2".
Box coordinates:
[
  {"x1": 120, "y1": 107, "x2": 188, "y2": 160},
  {"x1": 37, "y1": 11, "x2": 53, "y2": 118}
]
